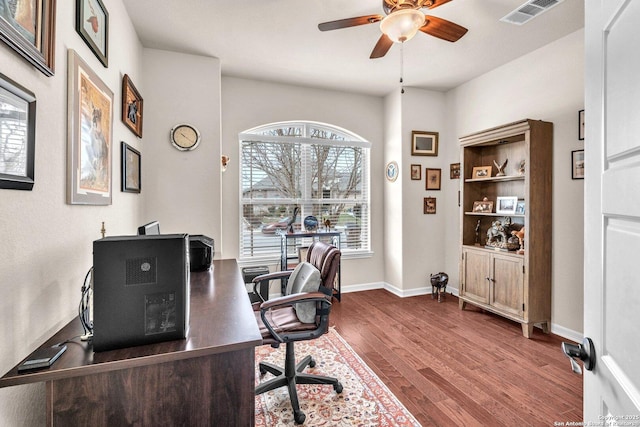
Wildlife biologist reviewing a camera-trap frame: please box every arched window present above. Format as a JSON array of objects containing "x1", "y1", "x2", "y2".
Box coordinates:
[{"x1": 239, "y1": 121, "x2": 371, "y2": 259}]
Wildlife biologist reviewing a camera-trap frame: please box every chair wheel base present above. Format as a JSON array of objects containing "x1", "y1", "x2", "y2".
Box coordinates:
[{"x1": 334, "y1": 382, "x2": 343, "y2": 393}]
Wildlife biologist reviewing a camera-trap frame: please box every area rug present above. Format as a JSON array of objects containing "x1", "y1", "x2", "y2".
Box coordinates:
[{"x1": 255, "y1": 328, "x2": 421, "y2": 426}]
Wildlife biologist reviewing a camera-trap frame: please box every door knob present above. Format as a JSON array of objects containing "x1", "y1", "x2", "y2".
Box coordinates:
[{"x1": 561, "y1": 337, "x2": 596, "y2": 374}]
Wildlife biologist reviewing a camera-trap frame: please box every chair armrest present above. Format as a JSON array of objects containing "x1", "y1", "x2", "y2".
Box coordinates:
[
  {"x1": 252, "y1": 270, "x2": 293, "y2": 303},
  {"x1": 260, "y1": 292, "x2": 332, "y2": 343}
]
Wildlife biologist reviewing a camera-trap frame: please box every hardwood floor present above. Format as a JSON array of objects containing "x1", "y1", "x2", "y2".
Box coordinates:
[{"x1": 330, "y1": 290, "x2": 583, "y2": 427}]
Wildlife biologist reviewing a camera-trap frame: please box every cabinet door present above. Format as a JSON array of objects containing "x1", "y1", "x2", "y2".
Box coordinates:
[
  {"x1": 462, "y1": 249, "x2": 490, "y2": 304},
  {"x1": 490, "y1": 253, "x2": 524, "y2": 318}
]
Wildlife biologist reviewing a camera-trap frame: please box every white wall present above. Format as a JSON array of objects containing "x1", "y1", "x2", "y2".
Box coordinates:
[
  {"x1": 0, "y1": 0, "x2": 144, "y2": 424},
  {"x1": 444, "y1": 29, "x2": 585, "y2": 336},
  {"x1": 140, "y1": 49, "x2": 222, "y2": 244},
  {"x1": 220, "y1": 77, "x2": 386, "y2": 288}
]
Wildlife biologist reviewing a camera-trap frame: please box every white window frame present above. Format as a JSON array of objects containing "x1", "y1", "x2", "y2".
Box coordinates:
[{"x1": 239, "y1": 121, "x2": 372, "y2": 262}]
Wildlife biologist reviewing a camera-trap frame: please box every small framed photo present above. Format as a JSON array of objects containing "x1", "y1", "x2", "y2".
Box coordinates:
[
  {"x1": 122, "y1": 75, "x2": 143, "y2": 137},
  {"x1": 411, "y1": 131, "x2": 439, "y2": 156},
  {"x1": 0, "y1": 73, "x2": 36, "y2": 190},
  {"x1": 424, "y1": 197, "x2": 436, "y2": 214},
  {"x1": 76, "y1": 0, "x2": 109, "y2": 67},
  {"x1": 472, "y1": 200, "x2": 493, "y2": 213},
  {"x1": 450, "y1": 163, "x2": 460, "y2": 179},
  {"x1": 515, "y1": 200, "x2": 525, "y2": 215},
  {"x1": 472, "y1": 166, "x2": 492, "y2": 179},
  {"x1": 298, "y1": 246, "x2": 309, "y2": 263},
  {"x1": 121, "y1": 142, "x2": 141, "y2": 193},
  {"x1": 578, "y1": 110, "x2": 585, "y2": 141},
  {"x1": 496, "y1": 196, "x2": 518, "y2": 215},
  {"x1": 572, "y1": 149, "x2": 585, "y2": 179},
  {"x1": 425, "y1": 168, "x2": 441, "y2": 190},
  {"x1": 410, "y1": 164, "x2": 422, "y2": 180}
]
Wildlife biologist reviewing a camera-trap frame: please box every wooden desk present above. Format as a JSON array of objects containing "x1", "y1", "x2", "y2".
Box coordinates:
[{"x1": 0, "y1": 259, "x2": 262, "y2": 426}]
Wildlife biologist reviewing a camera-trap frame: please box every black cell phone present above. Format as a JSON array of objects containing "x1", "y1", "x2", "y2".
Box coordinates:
[{"x1": 17, "y1": 345, "x2": 67, "y2": 373}]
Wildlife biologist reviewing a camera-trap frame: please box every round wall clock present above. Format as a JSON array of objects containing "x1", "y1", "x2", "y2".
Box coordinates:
[{"x1": 170, "y1": 124, "x2": 201, "y2": 151}]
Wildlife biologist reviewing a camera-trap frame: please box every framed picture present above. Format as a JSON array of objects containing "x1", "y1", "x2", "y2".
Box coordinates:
[
  {"x1": 0, "y1": 73, "x2": 36, "y2": 190},
  {"x1": 450, "y1": 163, "x2": 460, "y2": 179},
  {"x1": 496, "y1": 196, "x2": 518, "y2": 215},
  {"x1": 76, "y1": 0, "x2": 109, "y2": 67},
  {"x1": 578, "y1": 109, "x2": 585, "y2": 141},
  {"x1": 472, "y1": 166, "x2": 492, "y2": 179},
  {"x1": 515, "y1": 200, "x2": 525, "y2": 215},
  {"x1": 0, "y1": 0, "x2": 56, "y2": 76},
  {"x1": 411, "y1": 131, "x2": 439, "y2": 156},
  {"x1": 410, "y1": 164, "x2": 421, "y2": 180},
  {"x1": 122, "y1": 75, "x2": 143, "y2": 137},
  {"x1": 472, "y1": 200, "x2": 493, "y2": 213},
  {"x1": 298, "y1": 246, "x2": 309, "y2": 263},
  {"x1": 425, "y1": 168, "x2": 441, "y2": 190},
  {"x1": 67, "y1": 49, "x2": 114, "y2": 205},
  {"x1": 572, "y1": 149, "x2": 585, "y2": 179},
  {"x1": 121, "y1": 142, "x2": 140, "y2": 193},
  {"x1": 424, "y1": 197, "x2": 436, "y2": 214},
  {"x1": 386, "y1": 161, "x2": 398, "y2": 182}
]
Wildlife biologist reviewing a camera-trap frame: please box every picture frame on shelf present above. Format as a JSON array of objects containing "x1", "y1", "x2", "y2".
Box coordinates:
[
  {"x1": 76, "y1": 0, "x2": 109, "y2": 67},
  {"x1": 122, "y1": 74, "x2": 143, "y2": 137},
  {"x1": 424, "y1": 197, "x2": 436, "y2": 214},
  {"x1": 578, "y1": 109, "x2": 585, "y2": 140},
  {"x1": 425, "y1": 168, "x2": 441, "y2": 190},
  {"x1": 0, "y1": 73, "x2": 36, "y2": 190},
  {"x1": 0, "y1": 0, "x2": 56, "y2": 76},
  {"x1": 572, "y1": 149, "x2": 585, "y2": 179},
  {"x1": 410, "y1": 164, "x2": 421, "y2": 180},
  {"x1": 515, "y1": 200, "x2": 525, "y2": 215},
  {"x1": 471, "y1": 165, "x2": 492, "y2": 179},
  {"x1": 121, "y1": 142, "x2": 141, "y2": 193},
  {"x1": 472, "y1": 200, "x2": 493, "y2": 213},
  {"x1": 411, "y1": 131, "x2": 438, "y2": 156},
  {"x1": 67, "y1": 49, "x2": 114, "y2": 205},
  {"x1": 496, "y1": 196, "x2": 518, "y2": 215},
  {"x1": 450, "y1": 163, "x2": 460, "y2": 179}
]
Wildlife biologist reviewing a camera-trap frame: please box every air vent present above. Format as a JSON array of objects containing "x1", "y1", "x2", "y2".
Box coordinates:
[{"x1": 500, "y1": 0, "x2": 564, "y2": 25}]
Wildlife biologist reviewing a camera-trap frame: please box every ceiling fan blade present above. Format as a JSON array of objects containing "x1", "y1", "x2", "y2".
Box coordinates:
[
  {"x1": 370, "y1": 34, "x2": 394, "y2": 59},
  {"x1": 424, "y1": 0, "x2": 454, "y2": 10},
  {"x1": 420, "y1": 15, "x2": 468, "y2": 42},
  {"x1": 318, "y1": 15, "x2": 383, "y2": 31}
]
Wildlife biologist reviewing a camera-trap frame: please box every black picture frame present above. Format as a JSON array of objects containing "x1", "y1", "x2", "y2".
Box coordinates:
[
  {"x1": 572, "y1": 149, "x2": 584, "y2": 180},
  {"x1": 0, "y1": 72, "x2": 36, "y2": 190},
  {"x1": 76, "y1": 0, "x2": 109, "y2": 67},
  {"x1": 578, "y1": 109, "x2": 585, "y2": 140},
  {"x1": 0, "y1": 0, "x2": 56, "y2": 76},
  {"x1": 121, "y1": 142, "x2": 141, "y2": 193}
]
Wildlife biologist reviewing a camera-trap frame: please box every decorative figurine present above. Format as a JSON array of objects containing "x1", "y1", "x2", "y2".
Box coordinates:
[
  {"x1": 323, "y1": 218, "x2": 331, "y2": 230},
  {"x1": 474, "y1": 219, "x2": 481, "y2": 246},
  {"x1": 518, "y1": 159, "x2": 525, "y2": 175},
  {"x1": 430, "y1": 272, "x2": 449, "y2": 303},
  {"x1": 287, "y1": 207, "x2": 300, "y2": 233},
  {"x1": 512, "y1": 228, "x2": 525, "y2": 254},
  {"x1": 304, "y1": 215, "x2": 319, "y2": 232},
  {"x1": 494, "y1": 158, "x2": 508, "y2": 177}
]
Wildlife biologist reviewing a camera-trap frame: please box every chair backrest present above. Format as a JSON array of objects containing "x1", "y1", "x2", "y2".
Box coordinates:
[{"x1": 305, "y1": 241, "x2": 341, "y2": 294}]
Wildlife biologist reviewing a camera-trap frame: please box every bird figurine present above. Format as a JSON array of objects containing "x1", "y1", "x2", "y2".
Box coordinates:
[{"x1": 494, "y1": 159, "x2": 508, "y2": 177}]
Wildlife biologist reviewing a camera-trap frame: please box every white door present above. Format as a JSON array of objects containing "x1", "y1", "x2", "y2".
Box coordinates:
[{"x1": 584, "y1": 0, "x2": 640, "y2": 422}]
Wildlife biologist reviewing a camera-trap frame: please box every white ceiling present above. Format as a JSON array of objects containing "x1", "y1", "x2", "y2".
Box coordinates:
[{"x1": 123, "y1": 0, "x2": 584, "y2": 97}]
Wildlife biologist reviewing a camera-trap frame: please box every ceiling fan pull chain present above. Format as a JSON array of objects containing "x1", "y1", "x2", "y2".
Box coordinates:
[{"x1": 400, "y1": 42, "x2": 405, "y2": 94}]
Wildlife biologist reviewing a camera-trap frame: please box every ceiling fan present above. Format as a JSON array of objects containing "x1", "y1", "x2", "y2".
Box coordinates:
[{"x1": 318, "y1": 0, "x2": 468, "y2": 59}]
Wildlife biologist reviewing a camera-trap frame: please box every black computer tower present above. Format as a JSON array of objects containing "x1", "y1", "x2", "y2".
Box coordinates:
[{"x1": 92, "y1": 234, "x2": 190, "y2": 352}]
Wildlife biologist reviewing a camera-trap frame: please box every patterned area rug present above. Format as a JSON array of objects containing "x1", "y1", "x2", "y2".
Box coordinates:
[{"x1": 255, "y1": 328, "x2": 421, "y2": 426}]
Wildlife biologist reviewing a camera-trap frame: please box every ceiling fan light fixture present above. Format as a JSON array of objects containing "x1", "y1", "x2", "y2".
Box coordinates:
[{"x1": 380, "y1": 9, "x2": 425, "y2": 43}]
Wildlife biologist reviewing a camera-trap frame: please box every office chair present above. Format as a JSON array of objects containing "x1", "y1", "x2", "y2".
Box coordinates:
[{"x1": 252, "y1": 241, "x2": 342, "y2": 424}]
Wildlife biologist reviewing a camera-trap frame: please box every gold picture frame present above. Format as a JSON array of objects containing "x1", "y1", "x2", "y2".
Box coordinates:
[
  {"x1": 411, "y1": 131, "x2": 439, "y2": 156},
  {"x1": 472, "y1": 166, "x2": 492, "y2": 179},
  {"x1": 122, "y1": 74, "x2": 143, "y2": 137}
]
